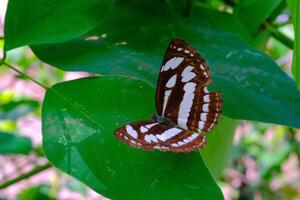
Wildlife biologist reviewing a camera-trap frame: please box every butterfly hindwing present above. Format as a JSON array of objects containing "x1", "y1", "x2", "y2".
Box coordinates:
[
  {"x1": 155, "y1": 39, "x2": 222, "y2": 133},
  {"x1": 114, "y1": 120, "x2": 206, "y2": 153}
]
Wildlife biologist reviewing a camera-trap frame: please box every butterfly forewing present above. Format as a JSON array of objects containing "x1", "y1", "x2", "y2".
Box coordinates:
[
  {"x1": 114, "y1": 120, "x2": 206, "y2": 153},
  {"x1": 155, "y1": 39, "x2": 222, "y2": 133}
]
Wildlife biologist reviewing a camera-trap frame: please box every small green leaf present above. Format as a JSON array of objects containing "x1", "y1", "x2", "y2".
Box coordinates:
[
  {"x1": 42, "y1": 76, "x2": 224, "y2": 199},
  {"x1": 4, "y1": 0, "x2": 113, "y2": 50},
  {"x1": 0, "y1": 100, "x2": 39, "y2": 120},
  {"x1": 286, "y1": 0, "x2": 300, "y2": 91},
  {"x1": 0, "y1": 132, "x2": 32, "y2": 155}
]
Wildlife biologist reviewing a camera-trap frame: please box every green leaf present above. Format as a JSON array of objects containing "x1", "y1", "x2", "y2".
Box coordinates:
[
  {"x1": 42, "y1": 76, "x2": 224, "y2": 200},
  {"x1": 4, "y1": 0, "x2": 113, "y2": 50},
  {"x1": 32, "y1": 4, "x2": 300, "y2": 128},
  {"x1": 0, "y1": 100, "x2": 39, "y2": 120},
  {"x1": 0, "y1": 132, "x2": 32, "y2": 155},
  {"x1": 286, "y1": 0, "x2": 300, "y2": 91},
  {"x1": 235, "y1": 0, "x2": 284, "y2": 33},
  {"x1": 201, "y1": 116, "x2": 238, "y2": 179}
]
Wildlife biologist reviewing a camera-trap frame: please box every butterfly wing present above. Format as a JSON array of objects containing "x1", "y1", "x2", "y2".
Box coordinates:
[
  {"x1": 114, "y1": 120, "x2": 206, "y2": 153},
  {"x1": 156, "y1": 39, "x2": 222, "y2": 133}
]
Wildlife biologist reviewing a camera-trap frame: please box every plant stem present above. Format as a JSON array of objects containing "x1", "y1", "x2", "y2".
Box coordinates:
[
  {"x1": 264, "y1": 23, "x2": 294, "y2": 49},
  {"x1": 273, "y1": 19, "x2": 292, "y2": 27},
  {"x1": 0, "y1": 163, "x2": 52, "y2": 189},
  {"x1": 0, "y1": 52, "x2": 6, "y2": 66},
  {"x1": 3, "y1": 62, "x2": 48, "y2": 90}
]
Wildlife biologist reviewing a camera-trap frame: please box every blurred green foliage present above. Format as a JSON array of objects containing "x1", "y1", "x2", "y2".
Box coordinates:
[
  {"x1": 17, "y1": 184, "x2": 54, "y2": 200},
  {"x1": 0, "y1": 131, "x2": 32, "y2": 155}
]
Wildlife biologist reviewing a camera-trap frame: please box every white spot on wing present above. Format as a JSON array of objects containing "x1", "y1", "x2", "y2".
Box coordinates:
[
  {"x1": 198, "y1": 121, "x2": 205, "y2": 129},
  {"x1": 203, "y1": 103, "x2": 209, "y2": 112},
  {"x1": 140, "y1": 126, "x2": 148, "y2": 133},
  {"x1": 204, "y1": 87, "x2": 209, "y2": 93},
  {"x1": 162, "y1": 90, "x2": 172, "y2": 116},
  {"x1": 145, "y1": 123, "x2": 158, "y2": 129},
  {"x1": 203, "y1": 94, "x2": 210, "y2": 102},
  {"x1": 140, "y1": 123, "x2": 159, "y2": 135},
  {"x1": 178, "y1": 82, "x2": 196, "y2": 129},
  {"x1": 156, "y1": 134, "x2": 167, "y2": 142},
  {"x1": 181, "y1": 66, "x2": 196, "y2": 82},
  {"x1": 200, "y1": 113, "x2": 207, "y2": 121},
  {"x1": 144, "y1": 135, "x2": 151, "y2": 143},
  {"x1": 149, "y1": 134, "x2": 158, "y2": 143},
  {"x1": 166, "y1": 74, "x2": 177, "y2": 88},
  {"x1": 126, "y1": 125, "x2": 138, "y2": 139},
  {"x1": 157, "y1": 128, "x2": 182, "y2": 141},
  {"x1": 188, "y1": 134, "x2": 198, "y2": 141},
  {"x1": 145, "y1": 134, "x2": 159, "y2": 143},
  {"x1": 183, "y1": 138, "x2": 191, "y2": 143},
  {"x1": 161, "y1": 57, "x2": 184, "y2": 71},
  {"x1": 200, "y1": 64, "x2": 205, "y2": 70}
]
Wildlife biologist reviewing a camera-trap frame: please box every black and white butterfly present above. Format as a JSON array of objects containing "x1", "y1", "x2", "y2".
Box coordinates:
[{"x1": 115, "y1": 39, "x2": 222, "y2": 153}]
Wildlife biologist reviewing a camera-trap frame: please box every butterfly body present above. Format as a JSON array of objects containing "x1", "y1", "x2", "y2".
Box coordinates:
[
  {"x1": 114, "y1": 39, "x2": 222, "y2": 153},
  {"x1": 151, "y1": 114, "x2": 175, "y2": 126}
]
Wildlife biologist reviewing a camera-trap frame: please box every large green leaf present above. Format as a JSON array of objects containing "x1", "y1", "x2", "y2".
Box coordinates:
[
  {"x1": 286, "y1": 0, "x2": 300, "y2": 91},
  {"x1": 0, "y1": 132, "x2": 32, "y2": 155},
  {"x1": 32, "y1": 4, "x2": 300, "y2": 128},
  {"x1": 4, "y1": 0, "x2": 113, "y2": 50},
  {"x1": 42, "y1": 76, "x2": 224, "y2": 200}
]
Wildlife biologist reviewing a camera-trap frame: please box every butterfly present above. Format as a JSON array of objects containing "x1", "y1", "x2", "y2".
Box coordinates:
[{"x1": 114, "y1": 39, "x2": 222, "y2": 153}]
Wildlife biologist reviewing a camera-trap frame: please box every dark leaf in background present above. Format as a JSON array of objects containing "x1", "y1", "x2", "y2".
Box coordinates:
[
  {"x1": 0, "y1": 132, "x2": 32, "y2": 155},
  {"x1": 0, "y1": 100, "x2": 39, "y2": 120},
  {"x1": 4, "y1": 0, "x2": 113, "y2": 50},
  {"x1": 235, "y1": 0, "x2": 284, "y2": 33}
]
